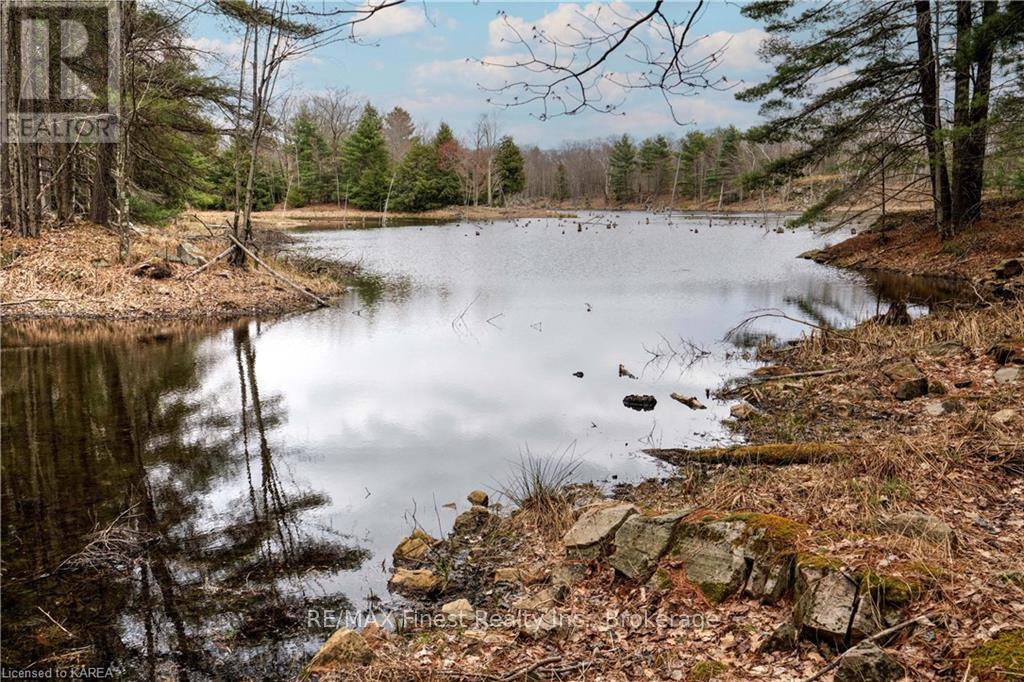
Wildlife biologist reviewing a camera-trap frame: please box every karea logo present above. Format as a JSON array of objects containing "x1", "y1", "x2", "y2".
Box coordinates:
[{"x1": 1, "y1": 0, "x2": 120, "y2": 143}]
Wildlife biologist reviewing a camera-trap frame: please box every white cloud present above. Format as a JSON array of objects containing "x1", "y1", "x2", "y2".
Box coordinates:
[
  {"x1": 352, "y1": 3, "x2": 427, "y2": 39},
  {"x1": 689, "y1": 28, "x2": 768, "y2": 72}
]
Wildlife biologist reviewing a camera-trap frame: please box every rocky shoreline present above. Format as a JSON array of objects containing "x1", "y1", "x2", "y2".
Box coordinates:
[{"x1": 302, "y1": 223, "x2": 1023, "y2": 680}]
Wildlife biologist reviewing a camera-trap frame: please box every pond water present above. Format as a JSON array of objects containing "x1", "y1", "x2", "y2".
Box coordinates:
[{"x1": 1, "y1": 212, "x2": 953, "y2": 679}]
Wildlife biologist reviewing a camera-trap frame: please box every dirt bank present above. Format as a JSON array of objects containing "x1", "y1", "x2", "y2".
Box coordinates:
[
  {"x1": 802, "y1": 199, "x2": 1024, "y2": 281},
  {"x1": 1, "y1": 220, "x2": 352, "y2": 321}
]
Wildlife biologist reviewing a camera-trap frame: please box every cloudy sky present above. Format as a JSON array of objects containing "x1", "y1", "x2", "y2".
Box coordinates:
[{"x1": 187, "y1": 2, "x2": 771, "y2": 147}]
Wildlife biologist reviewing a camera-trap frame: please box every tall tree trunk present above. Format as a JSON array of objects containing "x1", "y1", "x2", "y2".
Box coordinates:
[
  {"x1": 961, "y1": 0, "x2": 997, "y2": 227},
  {"x1": 914, "y1": 1, "x2": 952, "y2": 234},
  {"x1": 90, "y1": 143, "x2": 114, "y2": 225},
  {"x1": 25, "y1": 144, "x2": 41, "y2": 237},
  {"x1": 950, "y1": 1, "x2": 973, "y2": 230}
]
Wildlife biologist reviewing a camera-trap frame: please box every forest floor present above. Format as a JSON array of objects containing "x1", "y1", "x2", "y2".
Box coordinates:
[
  {"x1": 309, "y1": 202, "x2": 1024, "y2": 681},
  {"x1": 0, "y1": 219, "x2": 357, "y2": 320}
]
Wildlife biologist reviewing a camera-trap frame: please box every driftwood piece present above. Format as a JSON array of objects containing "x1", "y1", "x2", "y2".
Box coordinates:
[
  {"x1": 670, "y1": 392, "x2": 707, "y2": 409},
  {"x1": 644, "y1": 443, "x2": 843, "y2": 466},
  {"x1": 225, "y1": 234, "x2": 329, "y2": 308}
]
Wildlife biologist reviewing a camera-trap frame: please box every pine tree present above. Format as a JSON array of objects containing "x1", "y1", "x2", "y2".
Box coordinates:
[
  {"x1": 287, "y1": 110, "x2": 331, "y2": 207},
  {"x1": 608, "y1": 135, "x2": 636, "y2": 202},
  {"x1": 739, "y1": 0, "x2": 1024, "y2": 232},
  {"x1": 340, "y1": 105, "x2": 390, "y2": 209},
  {"x1": 433, "y1": 123, "x2": 463, "y2": 205},
  {"x1": 554, "y1": 163, "x2": 570, "y2": 201},
  {"x1": 383, "y1": 106, "x2": 415, "y2": 163},
  {"x1": 392, "y1": 139, "x2": 460, "y2": 211},
  {"x1": 677, "y1": 131, "x2": 709, "y2": 202},
  {"x1": 709, "y1": 126, "x2": 741, "y2": 202},
  {"x1": 637, "y1": 135, "x2": 671, "y2": 196},
  {"x1": 493, "y1": 136, "x2": 525, "y2": 202}
]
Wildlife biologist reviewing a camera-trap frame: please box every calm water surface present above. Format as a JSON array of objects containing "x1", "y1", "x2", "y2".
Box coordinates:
[{"x1": 2, "y1": 212, "x2": 936, "y2": 679}]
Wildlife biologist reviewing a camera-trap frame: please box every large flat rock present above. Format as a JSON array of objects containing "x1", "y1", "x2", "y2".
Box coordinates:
[
  {"x1": 563, "y1": 502, "x2": 638, "y2": 559},
  {"x1": 609, "y1": 510, "x2": 689, "y2": 580}
]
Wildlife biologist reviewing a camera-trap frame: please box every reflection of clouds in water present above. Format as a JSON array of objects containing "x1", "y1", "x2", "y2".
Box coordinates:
[{"x1": 167, "y1": 215, "x2": 905, "y2": 603}]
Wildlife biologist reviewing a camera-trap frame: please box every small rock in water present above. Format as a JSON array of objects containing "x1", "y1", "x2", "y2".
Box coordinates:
[
  {"x1": 453, "y1": 505, "x2": 491, "y2": 534},
  {"x1": 388, "y1": 568, "x2": 442, "y2": 596},
  {"x1": 572, "y1": 371, "x2": 584, "y2": 378},
  {"x1": 467, "y1": 489, "x2": 489, "y2": 507},
  {"x1": 623, "y1": 394, "x2": 657, "y2": 411},
  {"x1": 618, "y1": 363, "x2": 638, "y2": 379}
]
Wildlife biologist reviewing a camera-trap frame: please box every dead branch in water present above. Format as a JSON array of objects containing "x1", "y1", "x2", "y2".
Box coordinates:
[{"x1": 725, "y1": 309, "x2": 888, "y2": 349}]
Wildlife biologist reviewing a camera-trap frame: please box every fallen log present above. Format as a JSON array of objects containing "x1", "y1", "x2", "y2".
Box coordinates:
[
  {"x1": 643, "y1": 443, "x2": 843, "y2": 466},
  {"x1": 225, "y1": 234, "x2": 329, "y2": 308}
]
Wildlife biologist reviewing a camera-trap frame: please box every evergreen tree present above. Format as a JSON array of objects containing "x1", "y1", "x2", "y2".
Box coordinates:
[
  {"x1": 392, "y1": 140, "x2": 460, "y2": 211},
  {"x1": 383, "y1": 106, "x2": 415, "y2": 163},
  {"x1": 493, "y1": 136, "x2": 525, "y2": 201},
  {"x1": 739, "y1": 0, "x2": 1024, "y2": 231},
  {"x1": 554, "y1": 163, "x2": 570, "y2": 201},
  {"x1": 287, "y1": 110, "x2": 332, "y2": 207},
  {"x1": 608, "y1": 135, "x2": 636, "y2": 202},
  {"x1": 709, "y1": 126, "x2": 741, "y2": 202},
  {"x1": 677, "y1": 131, "x2": 709, "y2": 202},
  {"x1": 433, "y1": 123, "x2": 463, "y2": 205},
  {"x1": 637, "y1": 135, "x2": 672, "y2": 195},
  {"x1": 340, "y1": 105, "x2": 390, "y2": 209}
]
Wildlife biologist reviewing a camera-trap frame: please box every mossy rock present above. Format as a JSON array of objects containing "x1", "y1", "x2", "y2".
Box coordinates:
[
  {"x1": 718, "y1": 512, "x2": 807, "y2": 552},
  {"x1": 968, "y1": 629, "x2": 1024, "y2": 680},
  {"x1": 795, "y1": 552, "x2": 844, "y2": 572},
  {"x1": 689, "y1": 660, "x2": 727, "y2": 681}
]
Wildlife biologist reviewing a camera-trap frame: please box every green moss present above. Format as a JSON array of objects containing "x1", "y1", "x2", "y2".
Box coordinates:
[
  {"x1": 697, "y1": 580, "x2": 737, "y2": 604},
  {"x1": 857, "y1": 570, "x2": 923, "y2": 608},
  {"x1": 795, "y1": 552, "x2": 842, "y2": 572},
  {"x1": 968, "y1": 629, "x2": 1024, "y2": 680},
  {"x1": 720, "y1": 512, "x2": 807, "y2": 547},
  {"x1": 647, "y1": 567, "x2": 673, "y2": 592},
  {"x1": 689, "y1": 660, "x2": 728, "y2": 681}
]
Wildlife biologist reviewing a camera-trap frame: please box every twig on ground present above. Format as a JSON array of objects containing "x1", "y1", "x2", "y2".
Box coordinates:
[{"x1": 801, "y1": 614, "x2": 933, "y2": 682}]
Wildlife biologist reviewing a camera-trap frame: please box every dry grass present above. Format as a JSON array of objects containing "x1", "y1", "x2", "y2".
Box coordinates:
[
  {"x1": 497, "y1": 450, "x2": 582, "y2": 541},
  {"x1": 1, "y1": 219, "x2": 348, "y2": 320}
]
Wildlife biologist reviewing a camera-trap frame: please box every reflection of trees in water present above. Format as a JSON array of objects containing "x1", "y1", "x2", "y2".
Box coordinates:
[{"x1": 1, "y1": 323, "x2": 367, "y2": 679}]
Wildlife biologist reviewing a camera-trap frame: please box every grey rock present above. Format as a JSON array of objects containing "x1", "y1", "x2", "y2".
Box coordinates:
[
  {"x1": 994, "y1": 367, "x2": 1023, "y2": 384},
  {"x1": 512, "y1": 585, "x2": 567, "y2": 612},
  {"x1": 170, "y1": 242, "x2": 206, "y2": 267},
  {"x1": 518, "y1": 611, "x2": 565, "y2": 640},
  {"x1": 668, "y1": 519, "x2": 749, "y2": 603},
  {"x1": 760, "y1": 622, "x2": 799, "y2": 653},
  {"x1": 884, "y1": 361, "x2": 928, "y2": 400},
  {"x1": 549, "y1": 563, "x2": 586, "y2": 590},
  {"x1": 923, "y1": 340, "x2": 967, "y2": 357},
  {"x1": 793, "y1": 564, "x2": 858, "y2": 645},
  {"x1": 879, "y1": 511, "x2": 956, "y2": 549},
  {"x1": 745, "y1": 553, "x2": 795, "y2": 604},
  {"x1": 609, "y1": 510, "x2": 689, "y2": 580},
  {"x1": 563, "y1": 502, "x2": 638, "y2": 559},
  {"x1": 923, "y1": 399, "x2": 963, "y2": 417},
  {"x1": 834, "y1": 642, "x2": 905, "y2": 682}
]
